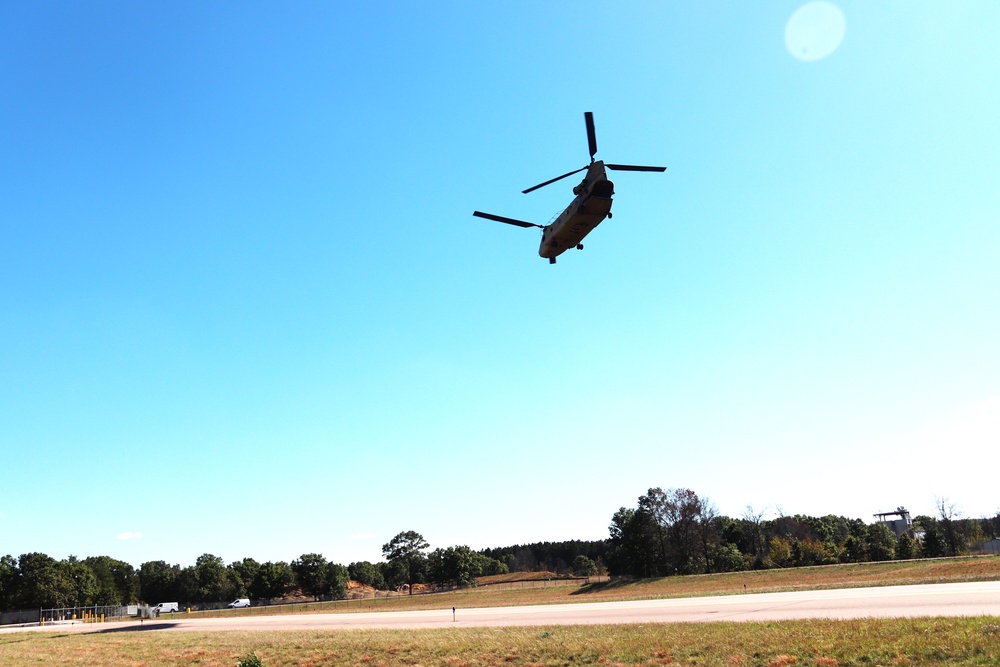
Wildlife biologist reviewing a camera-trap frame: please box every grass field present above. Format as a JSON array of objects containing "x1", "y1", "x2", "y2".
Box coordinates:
[
  {"x1": 175, "y1": 556, "x2": 1000, "y2": 619},
  {"x1": 2, "y1": 557, "x2": 999, "y2": 666},
  {"x1": 2, "y1": 618, "x2": 999, "y2": 666}
]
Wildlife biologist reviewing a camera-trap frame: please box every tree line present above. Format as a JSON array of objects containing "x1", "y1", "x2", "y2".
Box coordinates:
[
  {"x1": 605, "y1": 488, "x2": 998, "y2": 577},
  {"x1": 3, "y1": 492, "x2": 997, "y2": 612},
  {"x1": 0, "y1": 532, "x2": 510, "y2": 612}
]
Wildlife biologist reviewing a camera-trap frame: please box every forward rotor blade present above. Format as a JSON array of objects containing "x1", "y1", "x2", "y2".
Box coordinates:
[
  {"x1": 473, "y1": 211, "x2": 543, "y2": 229},
  {"x1": 605, "y1": 164, "x2": 667, "y2": 172},
  {"x1": 522, "y1": 166, "x2": 587, "y2": 194},
  {"x1": 585, "y1": 112, "x2": 597, "y2": 161}
]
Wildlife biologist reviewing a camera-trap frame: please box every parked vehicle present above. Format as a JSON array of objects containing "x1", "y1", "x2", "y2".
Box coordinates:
[
  {"x1": 226, "y1": 598, "x2": 251, "y2": 608},
  {"x1": 152, "y1": 602, "x2": 179, "y2": 615}
]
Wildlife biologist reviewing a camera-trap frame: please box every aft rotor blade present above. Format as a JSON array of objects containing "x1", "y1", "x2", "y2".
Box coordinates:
[
  {"x1": 605, "y1": 164, "x2": 667, "y2": 172},
  {"x1": 585, "y1": 112, "x2": 597, "y2": 160},
  {"x1": 521, "y1": 166, "x2": 587, "y2": 194},
  {"x1": 473, "y1": 211, "x2": 543, "y2": 229}
]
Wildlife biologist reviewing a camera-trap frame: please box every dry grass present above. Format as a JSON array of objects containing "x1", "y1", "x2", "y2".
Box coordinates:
[
  {"x1": 2, "y1": 618, "x2": 999, "y2": 666},
  {"x1": 3, "y1": 558, "x2": 998, "y2": 666},
  {"x1": 476, "y1": 572, "x2": 583, "y2": 585},
  {"x1": 570, "y1": 556, "x2": 1000, "y2": 601},
  {"x1": 176, "y1": 556, "x2": 1000, "y2": 620}
]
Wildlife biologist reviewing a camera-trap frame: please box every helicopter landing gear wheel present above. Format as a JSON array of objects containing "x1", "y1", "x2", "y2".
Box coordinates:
[
  {"x1": 549, "y1": 257, "x2": 556, "y2": 265},
  {"x1": 607, "y1": 212, "x2": 613, "y2": 219},
  {"x1": 576, "y1": 244, "x2": 584, "y2": 250}
]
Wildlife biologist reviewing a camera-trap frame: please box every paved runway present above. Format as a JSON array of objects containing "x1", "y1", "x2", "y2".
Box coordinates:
[{"x1": 4, "y1": 581, "x2": 999, "y2": 634}]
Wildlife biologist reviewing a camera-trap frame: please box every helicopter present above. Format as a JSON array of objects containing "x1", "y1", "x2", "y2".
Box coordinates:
[{"x1": 474, "y1": 112, "x2": 666, "y2": 264}]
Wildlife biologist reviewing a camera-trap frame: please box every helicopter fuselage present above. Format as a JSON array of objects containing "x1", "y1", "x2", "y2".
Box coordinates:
[
  {"x1": 538, "y1": 161, "x2": 614, "y2": 260},
  {"x1": 472, "y1": 112, "x2": 665, "y2": 263}
]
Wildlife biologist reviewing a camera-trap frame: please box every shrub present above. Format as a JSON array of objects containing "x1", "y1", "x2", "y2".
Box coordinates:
[
  {"x1": 237, "y1": 651, "x2": 264, "y2": 667},
  {"x1": 713, "y1": 543, "x2": 745, "y2": 572}
]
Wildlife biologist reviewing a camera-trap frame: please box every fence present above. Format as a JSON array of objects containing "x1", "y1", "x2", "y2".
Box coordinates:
[
  {"x1": 0, "y1": 609, "x2": 39, "y2": 626},
  {"x1": 37, "y1": 604, "x2": 132, "y2": 625},
  {"x1": 2, "y1": 577, "x2": 614, "y2": 626},
  {"x1": 471, "y1": 576, "x2": 607, "y2": 591}
]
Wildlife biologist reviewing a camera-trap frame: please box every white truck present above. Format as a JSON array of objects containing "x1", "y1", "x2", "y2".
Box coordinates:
[
  {"x1": 226, "y1": 598, "x2": 251, "y2": 608},
  {"x1": 152, "y1": 602, "x2": 180, "y2": 615}
]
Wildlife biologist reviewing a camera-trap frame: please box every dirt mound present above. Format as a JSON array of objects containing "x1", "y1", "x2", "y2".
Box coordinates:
[
  {"x1": 347, "y1": 580, "x2": 375, "y2": 593},
  {"x1": 477, "y1": 571, "x2": 564, "y2": 585},
  {"x1": 278, "y1": 586, "x2": 315, "y2": 603}
]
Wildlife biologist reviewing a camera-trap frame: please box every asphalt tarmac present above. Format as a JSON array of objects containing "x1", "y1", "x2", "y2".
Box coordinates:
[{"x1": 4, "y1": 581, "x2": 999, "y2": 634}]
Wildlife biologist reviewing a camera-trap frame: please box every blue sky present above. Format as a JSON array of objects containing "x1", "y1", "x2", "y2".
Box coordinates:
[{"x1": 2, "y1": 1, "x2": 998, "y2": 568}]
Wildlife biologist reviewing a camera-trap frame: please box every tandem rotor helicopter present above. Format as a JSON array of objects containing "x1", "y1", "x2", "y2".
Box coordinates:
[{"x1": 474, "y1": 112, "x2": 666, "y2": 264}]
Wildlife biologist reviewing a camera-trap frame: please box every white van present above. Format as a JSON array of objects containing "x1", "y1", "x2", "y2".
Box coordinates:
[
  {"x1": 226, "y1": 598, "x2": 251, "y2": 608},
  {"x1": 152, "y1": 602, "x2": 180, "y2": 615}
]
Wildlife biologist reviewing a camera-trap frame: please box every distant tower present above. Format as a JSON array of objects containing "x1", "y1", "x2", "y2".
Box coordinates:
[{"x1": 873, "y1": 507, "x2": 912, "y2": 537}]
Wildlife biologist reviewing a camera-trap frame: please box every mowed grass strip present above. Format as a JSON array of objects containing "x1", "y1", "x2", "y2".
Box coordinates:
[{"x1": 2, "y1": 618, "x2": 999, "y2": 666}]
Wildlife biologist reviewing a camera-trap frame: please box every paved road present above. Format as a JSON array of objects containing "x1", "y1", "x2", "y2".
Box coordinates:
[{"x1": 4, "y1": 581, "x2": 999, "y2": 634}]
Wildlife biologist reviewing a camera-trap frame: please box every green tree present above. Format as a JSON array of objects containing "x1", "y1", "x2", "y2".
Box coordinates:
[
  {"x1": 0, "y1": 555, "x2": 18, "y2": 611},
  {"x1": 936, "y1": 498, "x2": 969, "y2": 556},
  {"x1": 63, "y1": 556, "x2": 98, "y2": 606},
  {"x1": 348, "y1": 561, "x2": 385, "y2": 590},
  {"x1": 291, "y1": 553, "x2": 329, "y2": 600},
  {"x1": 571, "y1": 555, "x2": 598, "y2": 577},
  {"x1": 740, "y1": 506, "x2": 768, "y2": 568},
  {"x1": 982, "y1": 513, "x2": 1000, "y2": 540},
  {"x1": 768, "y1": 537, "x2": 792, "y2": 567},
  {"x1": 480, "y1": 555, "x2": 508, "y2": 576},
  {"x1": 717, "y1": 514, "x2": 760, "y2": 568},
  {"x1": 964, "y1": 518, "x2": 985, "y2": 551},
  {"x1": 607, "y1": 506, "x2": 660, "y2": 577},
  {"x1": 841, "y1": 535, "x2": 867, "y2": 563},
  {"x1": 138, "y1": 561, "x2": 180, "y2": 603},
  {"x1": 896, "y1": 533, "x2": 916, "y2": 560},
  {"x1": 639, "y1": 487, "x2": 706, "y2": 575},
  {"x1": 175, "y1": 565, "x2": 199, "y2": 603},
  {"x1": 228, "y1": 558, "x2": 260, "y2": 598},
  {"x1": 193, "y1": 554, "x2": 234, "y2": 603},
  {"x1": 696, "y1": 503, "x2": 721, "y2": 573},
  {"x1": 712, "y1": 543, "x2": 745, "y2": 572},
  {"x1": 251, "y1": 561, "x2": 294, "y2": 602},
  {"x1": 479, "y1": 541, "x2": 606, "y2": 576},
  {"x1": 323, "y1": 562, "x2": 349, "y2": 599},
  {"x1": 377, "y1": 559, "x2": 409, "y2": 590},
  {"x1": 867, "y1": 523, "x2": 896, "y2": 562},
  {"x1": 793, "y1": 538, "x2": 834, "y2": 566},
  {"x1": 382, "y1": 531, "x2": 429, "y2": 595},
  {"x1": 428, "y1": 546, "x2": 483, "y2": 587},
  {"x1": 637, "y1": 489, "x2": 672, "y2": 573},
  {"x1": 915, "y1": 515, "x2": 946, "y2": 557},
  {"x1": 83, "y1": 556, "x2": 138, "y2": 604},
  {"x1": 16, "y1": 552, "x2": 74, "y2": 608},
  {"x1": 806, "y1": 515, "x2": 862, "y2": 557}
]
